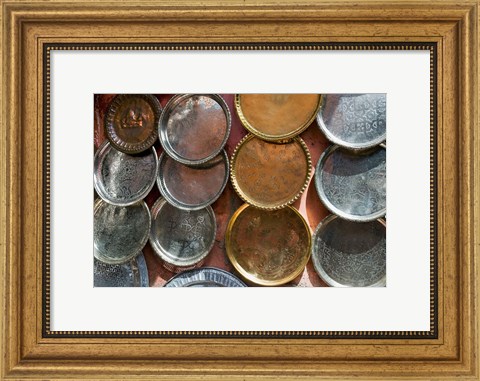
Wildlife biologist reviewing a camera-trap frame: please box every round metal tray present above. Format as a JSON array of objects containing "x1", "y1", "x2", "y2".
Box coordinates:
[
  {"x1": 93, "y1": 141, "x2": 158, "y2": 206},
  {"x1": 315, "y1": 144, "x2": 386, "y2": 222},
  {"x1": 164, "y1": 267, "x2": 247, "y2": 287},
  {"x1": 94, "y1": 199, "x2": 151, "y2": 264},
  {"x1": 94, "y1": 252, "x2": 149, "y2": 287},
  {"x1": 157, "y1": 150, "x2": 229, "y2": 210},
  {"x1": 230, "y1": 134, "x2": 312, "y2": 210},
  {"x1": 235, "y1": 94, "x2": 321, "y2": 141},
  {"x1": 225, "y1": 204, "x2": 311, "y2": 286},
  {"x1": 311, "y1": 215, "x2": 386, "y2": 287},
  {"x1": 105, "y1": 94, "x2": 162, "y2": 154},
  {"x1": 149, "y1": 197, "x2": 216, "y2": 271},
  {"x1": 316, "y1": 94, "x2": 386, "y2": 150},
  {"x1": 158, "y1": 94, "x2": 231, "y2": 165}
]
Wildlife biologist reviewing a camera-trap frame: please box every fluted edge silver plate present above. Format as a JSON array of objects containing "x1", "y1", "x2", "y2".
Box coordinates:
[{"x1": 164, "y1": 267, "x2": 247, "y2": 287}]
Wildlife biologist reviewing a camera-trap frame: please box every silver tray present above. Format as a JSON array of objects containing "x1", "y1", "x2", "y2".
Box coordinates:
[
  {"x1": 164, "y1": 267, "x2": 247, "y2": 287},
  {"x1": 94, "y1": 141, "x2": 158, "y2": 206},
  {"x1": 317, "y1": 94, "x2": 386, "y2": 150},
  {"x1": 94, "y1": 199, "x2": 151, "y2": 264},
  {"x1": 94, "y1": 252, "x2": 149, "y2": 287},
  {"x1": 315, "y1": 144, "x2": 386, "y2": 222},
  {"x1": 158, "y1": 94, "x2": 231, "y2": 165},
  {"x1": 149, "y1": 197, "x2": 216, "y2": 270},
  {"x1": 311, "y1": 215, "x2": 386, "y2": 287},
  {"x1": 157, "y1": 150, "x2": 229, "y2": 210}
]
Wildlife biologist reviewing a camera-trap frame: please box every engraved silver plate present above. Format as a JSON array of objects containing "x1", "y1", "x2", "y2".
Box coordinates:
[
  {"x1": 317, "y1": 94, "x2": 386, "y2": 150},
  {"x1": 159, "y1": 94, "x2": 231, "y2": 165},
  {"x1": 312, "y1": 215, "x2": 386, "y2": 287},
  {"x1": 315, "y1": 144, "x2": 386, "y2": 222},
  {"x1": 94, "y1": 141, "x2": 158, "y2": 206},
  {"x1": 94, "y1": 252, "x2": 149, "y2": 287},
  {"x1": 149, "y1": 197, "x2": 216, "y2": 269},
  {"x1": 157, "y1": 150, "x2": 229, "y2": 210},
  {"x1": 94, "y1": 199, "x2": 151, "y2": 264},
  {"x1": 164, "y1": 267, "x2": 247, "y2": 287}
]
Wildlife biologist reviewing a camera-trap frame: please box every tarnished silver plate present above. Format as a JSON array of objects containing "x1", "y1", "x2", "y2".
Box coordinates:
[
  {"x1": 159, "y1": 94, "x2": 231, "y2": 165},
  {"x1": 164, "y1": 267, "x2": 247, "y2": 287},
  {"x1": 312, "y1": 215, "x2": 386, "y2": 287},
  {"x1": 149, "y1": 198, "x2": 216, "y2": 271},
  {"x1": 315, "y1": 144, "x2": 386, "y2": 222},
  {"x1": 93, "y1": 141, "x2": 158, "y2": 206},
  {"x1": 157, "y1": 150, "x2": 229, "y2": 210},
  {"x1": 94, "y1": 199, "x2": 151, "y2": 264},
  {"x1": 317, "y1": 94, "x2": 386, "y2": 150},
  {"x1": 94, "y1": 252, "x2": 149, "y2": 287}
]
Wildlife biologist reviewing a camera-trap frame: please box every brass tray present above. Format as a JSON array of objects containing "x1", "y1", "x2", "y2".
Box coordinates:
[
  {"x1": 225, "y1": 204, "x2": 311, "y2": 286},
  {"x1": 235, "y1": 94, "x2": 322, "y2": 141},
  {"x1": 230, "y1": 134, "x2": 312, "y2": 210}
]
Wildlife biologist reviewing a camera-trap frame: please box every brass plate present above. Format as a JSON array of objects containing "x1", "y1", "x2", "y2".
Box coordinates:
[
  {"x1": 225, "y1": 204, "x2": 311, "y2": 286},
  {"x1": 105, "y1": 94, "x2": 162, "y2": 154},
  {"x1": 230, "y1": 134, "x2": 312, "y2": 210},
  {"x1": 235, "y1": 94, "x2": 321, "y2": 141}
]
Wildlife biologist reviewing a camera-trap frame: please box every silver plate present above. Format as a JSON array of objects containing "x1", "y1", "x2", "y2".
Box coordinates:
[
  {"x1": 312, "y1": 215, "x2": 386, "y2": 287},
  {"x1": 159, "y1": 94, "x2": 231, "y2": 165},
  {"x1": 157, "y1": 150, "x2": 229, "y2": 210},
  {"x1": 317, "y1": 94, "x2": 386, "y2": 150},
  {"x1": 94, "y1": 252, "x2": 149, "y2": 287},
  {"x1": 94, "y1": 141, "x2": 158, "y2": 206},
  {"x1": 315, "y1": 144, "x2": 386, "y2": 222},
  {"x1": 149, "y1": 198, "x2": 216, "y2": 269},
  {"x1": 94, "y1": 199, "x2": 151, "y2": 264},
  {"x1": 164, "y1": 267, "x2": 247, "y2": 287}
]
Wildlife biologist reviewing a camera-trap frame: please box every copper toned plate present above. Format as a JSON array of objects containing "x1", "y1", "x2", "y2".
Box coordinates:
[
  {"x1": 317, "y1": 94, "x2": 386, "y2": 150},
  {"x1": 159, "y1": 94, "x2": 231, "y2": 165},
  {"x1": 225, "y1": 204, "x2": 311, "y2": 286},
  {"x1": 235, "y1": 94, "x2": 321, "y2": 141},
  {"x1": 230, "y1": 134, "x2": 312, "y2": 210},
  {"x1": 105, "y1": 94, "x2": 161, "y2": 154},
  {"x1": 312, "y1": 215, "x2": 386, "y2": 287}
]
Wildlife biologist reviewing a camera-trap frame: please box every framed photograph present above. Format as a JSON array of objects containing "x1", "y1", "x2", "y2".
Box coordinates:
[{"x1": 1, "y1": 0, "x2": 478, "y2": 379}]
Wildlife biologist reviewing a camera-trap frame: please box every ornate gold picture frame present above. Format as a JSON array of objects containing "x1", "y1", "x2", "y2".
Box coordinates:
[{"x1": 1, "y1": 0, "x2": 478, "y2": 379}]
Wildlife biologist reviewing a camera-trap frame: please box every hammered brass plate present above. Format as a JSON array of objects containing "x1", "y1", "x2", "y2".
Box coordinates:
[
  {"x1": 235, "y1": 94, "x2": 321, "y2": 141},
  {"x1": 230, "y1": 134, "x2": 312, "y2": 210},
  {"x1": 226, "y1": 204, "x2": 311, "y2": 286}
]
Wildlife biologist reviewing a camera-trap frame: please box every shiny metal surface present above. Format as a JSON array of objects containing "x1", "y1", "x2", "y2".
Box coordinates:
[
  {"x1": 157, "y1": 150, "x2": 229, "y2": 210},
  {"x1": 312, "y1": 215, "x2": 386, "y2": 287},
  {"x1": 230, "y1": 134, "x2": 312, "y2": 210},
  {"x1": 225, "y1": 204, "x2": 311, "y2": 286},
  {"x1": 317, "y1": 94, "x2": 386, "y2": 150},
  {"x1": 105, "y1": 94, "x2": 161, "y2": 154},
  {"x1": 94, "y1": 199, "x2": 151, "y2": 264},
  {"x1": 93, "y1": 141, "x2": 157, "y2": 206},
  {"x1": 159, "y1": 94, "x2": 231, "y2": 165},
  {"x1": 315, "y1": 144, "x2": 386, "y2": 222},
  {"x1": 94, "y1": 252, "x2": 149, "y2": 287},
  {"x1": 149, "y1": 197, "x2": 216, "y2": 270},
  {"x1": 164, "y1": 267, "x2": 247, "y2": 287},
  {"x1": 235, "y1": 94, "x2": 321, "y2": 141}
]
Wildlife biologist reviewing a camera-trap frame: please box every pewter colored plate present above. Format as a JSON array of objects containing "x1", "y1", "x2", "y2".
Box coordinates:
[
  {"x1": 312, "y1": 215, "x2": 386, "y2": 287},
  {"x1": 94, "y1": 199, "x2": 151, "y2": 264},
  {"x1": 164, "y1": 267, "x2": 247, "y2": 287},
  {"x1": 94, "y1": 252, "x2": 149, "y2": 287},
  {"x1": 315, "y1": 144, "x2": 386, "y2": 222},
  {"x1": 159, "y1": 94, "x2": 231, "y2": 165},
  {"x1": 149, "y1": 198, "x2": 216, "y2": 269},
  {"x1": 94, "y1": 141, "x2": 158, "y2": 206},
  {"x1": 317, "y1": 94, "x2": 386, "y2": 150},
  {"x1": 157, "y1": 150, "x2": 229, "y2": 210}
]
